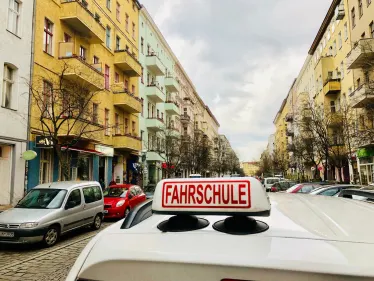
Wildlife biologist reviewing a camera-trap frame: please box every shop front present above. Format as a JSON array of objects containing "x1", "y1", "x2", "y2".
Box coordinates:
[{"x1": 357, "y1": 147, "x2": 374, "y2": 185}]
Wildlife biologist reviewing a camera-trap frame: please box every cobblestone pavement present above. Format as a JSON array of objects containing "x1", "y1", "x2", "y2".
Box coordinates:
[{"x1": 0, "y1": 222, "x2": 114, "y2": 281}]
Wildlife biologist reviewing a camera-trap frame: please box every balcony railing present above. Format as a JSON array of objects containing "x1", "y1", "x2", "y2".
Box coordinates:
[
  {"x1": 349, "y1": 83, "x2": 374, "y2": 108},
  {"x1": 112, "y1": 84, "x2": 142, "y2": 113},
  {"x1": 58, "y1": 42, "x2": 104, "y2": 90},
  {"x1": 146, "y1": 53, "x2": 165, "y2": 76},
  {"x1": 146, "y1": 82, "x2": 165, "y2": 103},
  {"x1": 114, "y1": 49, "x2": 142, "y2": 77},
  {"x1": 164, "y1": 100, "x2": 180, "y2": 115},
  {"x1": 323, "y1": 78, "x2": 341, "y2": 96},
  {"x1": 60, "y1": 0, "x2": 105, "y2": 43},
  {"x1": 164, "y1": 75, "x2": 179, "y2": 92},
  {"x1": 113, "y1": 134, "x2": 141, "y2": 152},
  {"x1": 346, "y1": 39, "x2": 374, "y2": 69},
  {"x1": 180, "y1": 114, "x2": 191, "y2": 123},
  {"x1": 146, "y1": 117, "x2": 164, "y2": 131}
]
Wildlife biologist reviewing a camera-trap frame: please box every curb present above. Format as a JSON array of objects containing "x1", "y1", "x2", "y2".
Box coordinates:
[{"x1": 2, "y1": 232, "x2": 97, "y2": 271}]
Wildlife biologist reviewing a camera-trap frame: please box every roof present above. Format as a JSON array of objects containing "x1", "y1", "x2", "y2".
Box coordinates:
[
  {"x1": 73, "y1": 194, "x2": 374, "y2": 279},
  {"x1": 308, "y1": 0, "x2": 340, "y2": 55},
  {"x1": 35, "y1": 181, "x2": 100, "y2": 191},
  {"x1": 205, "y1": 106, "x2": 220, "y2": 127}
]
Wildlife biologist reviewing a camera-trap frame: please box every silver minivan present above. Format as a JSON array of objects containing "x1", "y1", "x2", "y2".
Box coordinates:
[
  {"x1": 263, "y1": 177, "x2": 281, "y2": 191},
  {"x1": 0, "y1": 181, "x2": 104, "y2": 247}
]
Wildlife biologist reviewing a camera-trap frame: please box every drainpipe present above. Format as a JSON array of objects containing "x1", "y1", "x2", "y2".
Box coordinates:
[{"x1": 24, "y1": 0, "x2": 37, "y2": 194}]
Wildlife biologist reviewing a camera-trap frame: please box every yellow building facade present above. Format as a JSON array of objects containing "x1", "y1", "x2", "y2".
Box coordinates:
[
  {"x1": 241, "y1": 162, "x2": 260, "y2": 177},
  {"x1": 28, "y1": 0, "x2": 142, "y2": 189}
]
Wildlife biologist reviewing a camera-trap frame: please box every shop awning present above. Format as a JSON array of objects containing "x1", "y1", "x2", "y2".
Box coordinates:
[{"x1": 61, "y1": 146, "x2": 105, "y2": 156}]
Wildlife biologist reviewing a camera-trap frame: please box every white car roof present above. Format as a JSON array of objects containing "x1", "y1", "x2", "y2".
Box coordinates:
[
  {"x1": 69, "y1": 194, "x2": 374, "y2": 281},
  {"x1": 34, "y1": 181, "x2": 100, "y2": 191}
]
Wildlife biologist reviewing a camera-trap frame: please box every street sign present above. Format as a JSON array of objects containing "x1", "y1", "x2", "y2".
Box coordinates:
[{"x1": 35, "y1": 136, "x2": 55, "y2": 148}]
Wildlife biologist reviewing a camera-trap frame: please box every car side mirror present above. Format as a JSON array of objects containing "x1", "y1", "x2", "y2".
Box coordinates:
[
  {"x1": 65, "y1": 201, "x2": 76, "y2": 210},
  {"x1": 128, "y1": 194, "x2": 133, "y2": 199}
]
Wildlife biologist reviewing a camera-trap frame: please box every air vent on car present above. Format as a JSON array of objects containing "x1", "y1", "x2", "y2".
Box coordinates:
[
  {"x1": 213, "y1": 216, "x2": 269, "y2": 235},
  {"x1": 157, "y1": 215, "x2": 209, "y2": 232}
]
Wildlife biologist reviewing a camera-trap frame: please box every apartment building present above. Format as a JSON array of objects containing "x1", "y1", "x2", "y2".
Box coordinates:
[
  {"x1": 138, "y1": 7, "x2": 180, "y2": 186},
  {"x1": 242, "y1": 162, "x2": 260, "y2": 177},
  {"x1": 346, "y1": 0, "x2": 374, "y2": 184},
  {"x1": 27, "y1": 0, "x2": 142, "y2": 189},
  {"x1": 0, "y1": 0, "x2": 34, "y2": 204}
]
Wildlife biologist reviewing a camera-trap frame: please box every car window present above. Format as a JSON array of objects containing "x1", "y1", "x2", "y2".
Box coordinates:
[
  {"x1": 16, "y1": 189, "x2": 67, "y2": 209},
  {"x1": 66, "y1": 189, "x2": 81, "y2": 208},
  {"x1": 129, "y1": 186, "x2": 137, "y2": 197},
  {"x1": 266, "y1": 179, "x2": 279, "y2": 184},
  {"x1": 83, "y1": 186, "x2": 97, "y2": 203},
  {"x1": 93, "y1": 186, "x2": 102, "y2": 200},
  {"x1": 319, "y1": 188, "x2": 339, "y2": 196},
  {"x1": 134, "y1": 186, "x2": 143, "y2": 195},
  {"x1": 299, "y1": 185, "x2": 314, "y2": 193}
]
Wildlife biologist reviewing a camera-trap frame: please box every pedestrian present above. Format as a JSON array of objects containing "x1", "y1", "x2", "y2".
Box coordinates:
[
  {"x1": 109, "y1": 179, "x2": 116, "y2": 186},
  {"x1": 99, "y1": 178, "x2": 105, "y2": 191}
]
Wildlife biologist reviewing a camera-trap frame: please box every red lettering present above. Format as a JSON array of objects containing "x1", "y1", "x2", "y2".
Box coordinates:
[
  {"x1": 179, "y1": 184, "x2": 188, "y2": 204},
  {"x1": 238, "y1": 184, "x2": 246, "y2": 204},
  {"x1": 165, "y1": 185, "x2": 173, "y2": 204},
  {"x1": 188, "y1": 185, "x2": 196, "y2": 204},
  {"x1": 231, "y1": 184, "x2": 238, "y2": 204},
  {"x1": 196, "y1": 184, "x2": 204, "y2": 204},
  {"x1": 171, "y1": 185, "x2": 179, "y2": 204},
  {"x1": 205, "y1": 184, "x2": 213, "y2": 204},
  {"x1": 222, "y1": 184, "x2": 230, "y2": 204},
  {"x1": 213, "y1": 184, "x2": 221, "y2": 204}
]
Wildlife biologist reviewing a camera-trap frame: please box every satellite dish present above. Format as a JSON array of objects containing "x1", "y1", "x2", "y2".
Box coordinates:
[{"x1": 22, "y1": 150, "x2": 37, "y2": 161}]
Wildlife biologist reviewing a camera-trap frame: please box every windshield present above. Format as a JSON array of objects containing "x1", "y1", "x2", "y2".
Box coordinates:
[
  {"x1": 15, "y1": 189, "x2": 67, "y2": 209},
  {"x1": 104, "y1": 188, "x2": 128, "y2": 198},
  {"x1": 266, "y1": 179, "x2": 279, "y2": 184}
]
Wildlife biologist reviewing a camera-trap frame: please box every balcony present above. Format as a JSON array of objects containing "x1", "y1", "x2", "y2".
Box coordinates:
[
  {"x1": 323, "y1": 78, "x2": 341, "y2": 96},
  {"x1": 146, "y1": 54, "x2": 165, "y2": 76},
  {"x1": 58, "y1": 42, "x2": 104, "y2": 90},
  {"x1": 164, "y1": 76, "x2": 179, "y2": 92},
  {"x1": 286, "y1": 128, "x2": 294, "y2": 137},
  {"x1": 328, "y1": 112, "x2": 343, "y2": 127},
  {"x1": 56, "y1": 118, "x2": 104, "y2": 142},
  {"x1": 166, "y1": 127, "x2": 180, "y2": 138},
  {"x1": 112, "y1": 84, "x2": 142, "y2": 113},
  {"x1": 146, "y1": 118, "x2": 164, "y2": 131},
  {"x1": 347, "y1": 39, "x2": 374, "y2": 69},
  {"x1": 146, "y1": 151, "x2": 163, "y2": 162},
  {"x1": 60, "y1": 0, "x2": 105, "y2": 44},
  {"x1": 114, "y1": 50, "x2": 142, "y2": 77},
  {"x1": 113, "y1": 134, "x2": 141, "y2": 152},
  {"x1": 164, "y1": 101, "x2": 180, "y2": 115},
  {"x1": 285, "y1": 113, "x2": 293, "y2": 122},
  {"x1": 349, "y1": 83, "x2": 374, "y2": 108},
  {"x1": 180, "y1": 114, "x2": 191, "y2": 123},
  {"x1": 146, "y1": 83, "x2": 165, "y2": 103}
]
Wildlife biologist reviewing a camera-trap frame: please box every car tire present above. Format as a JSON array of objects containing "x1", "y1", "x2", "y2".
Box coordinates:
[
  {"x1": 92, "y1": 214, "x2": 102, "y2": 230},
  {"x1": 43, "y1": 225, "x2": 60, "y2": 247},
  {"x1": 124, "y1": 208, "x2": 130, "y2": 218}
]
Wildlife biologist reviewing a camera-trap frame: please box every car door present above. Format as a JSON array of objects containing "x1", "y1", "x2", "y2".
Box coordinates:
[
  {"x1": 82, "y1": 186, "x2": 102, "y2": 225},
  {"x1": 134, "y1": 186, "x2": 146, "y2": 204},
  {"x1": 128, "y1": 186, "x2": 138, "y2": 209},
  {"x1": 61, "y1": 189, "x2": 84, "y2": 233}
]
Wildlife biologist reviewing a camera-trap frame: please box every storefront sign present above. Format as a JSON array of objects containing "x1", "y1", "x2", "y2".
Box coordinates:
[
  {"x1": 35, "y1": 136, "x2": 55, "y2": 148},
  {"x1": 22, "y1": 150, "x2": 37, "y2": 161},
  {"x1": 95, "y1": 145, "x2": 114, "y2": 157}
]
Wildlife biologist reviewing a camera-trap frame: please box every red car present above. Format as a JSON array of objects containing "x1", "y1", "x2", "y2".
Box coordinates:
[
  {"x1": 103, "y1": 184, "x2": 146, "y2": 219},
  {"x1": 286, "y1": 183, "x2": 321, "y2": 194}
]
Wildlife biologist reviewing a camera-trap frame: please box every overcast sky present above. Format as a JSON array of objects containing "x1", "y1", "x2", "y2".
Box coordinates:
[{"x1": 140, "y1": 0, "x2": 331, "y2": 161}]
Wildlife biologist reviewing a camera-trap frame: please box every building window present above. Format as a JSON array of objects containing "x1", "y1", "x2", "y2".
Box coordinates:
[
  {"x1": 141, "y1": 37, "x2": 144, "y2": 54},
  {"x1": 358, "y1": 0, "x2": 363, "y2": 17},
  {"x1": 106, "y1": 26, "x2": 111, "y2": 49},
  {"x1": 351, "y1": 8, "x2": 356, "y2": 28},
  {"x1": 105, "y1": 65, "x2": 110, "y2": 90},
  {"x1": 344, "y1": 22, "x2": 348, "y2": 40},
  {"x1": 330, "y1": 101, "x2": 336, "y2": 113},
  {"x1": 157, "y1": 109, "x2": 159, "y2": 118},
  {"x1": 79, "y1": 46, "x2": 86, "y2": 61},
  {"x1": 115, "y1": 72, "x2": 119, "y2": 83},
  {"x1": 106, "y1": 0, "x2": 111, "y2": 10},
  {"x1": 93, "y1": 56, "x2": 99, "y2": 64},
  {"x1": 64, "y1": 33, "x2": 72, "y2": 42},
  {"x1": 43, "y1": 18, "x2": 53, "y2": 55},
  {"x1": 340, "y1": 61, "x2": 344, "y2": 79},
  {"x1": 42, "y1": 80, "x2": 53, "y2": 116},
  {"x1": 147, "y1": 102, "x2": 150, "y2": 117},
  {"x1": 141, "y1": 67, "x2": 144, "y2": 84},
  {"x1": 132, "y1": 85, "x2": 135, "y2": 95},
  {"x1": 132, "y1": 22, "x2": 135, "y2": 39},
  {"x1": 2, "y1": 64, "x2": 16, "y2": 109},
  {"x1": 105, "y1": 109, "x2": 110, "y2": 136},
  {"x1": 124, "y1": 118, "x2": 128, "y2": 134},
  {"x1": 115, "y1": 113, "x2": 120, "y2": 134},
  {"x1": 7, "y1": 0, "x2": 20, "y2": 35},
  {"x1": 141, "y1": 98, "x2": 144, "y2": 116},
  {"x1": 39, "y1": 150, "x2": 52, "y2": 184},
  {"x1": 115, "y1": 36, "x2": 120, "y2": 50},
  {"x1": 116, "y1": 2, "x2": 120, "y2": 21},
  {"x1": 370, "y1": 21, "x2": 374, "y2": 38},
  {"x1": 333, "y1": 40, "x2": 337, "y2": 55},
  {"x1": 132, "y1": 121, "x2": 136, "y2": 135},
  {"x1": 338, "y1": 32, "x2": 342, "y2": 49},
  {"x1": 124, "y1": 79, "x2": 128, "y2": 91},
  {"x1": 368, "y1": 0, "x2": 372, "y2": 6},
  {"x1": 92, "y1": 103, "x2": 98, "y2": 123},
  {"x1": 125, "y1": 14, "x2": 129, "y2": 31}
]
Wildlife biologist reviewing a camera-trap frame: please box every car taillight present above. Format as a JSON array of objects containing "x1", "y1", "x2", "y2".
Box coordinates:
[{"x1": 271, "y1": 186, "x2": 277, "y2": 192}]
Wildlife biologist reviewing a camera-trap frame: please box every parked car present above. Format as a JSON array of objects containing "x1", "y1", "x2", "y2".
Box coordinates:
[
  {"x1": 103, "y1": 184, "x2": 146, "y2": 219},
  {"x1": 286, "y1": 183, "x2": 321, "y2": 194},
  {"x1": 0, "y1": 181, "x2": 104, "y2": 247},
  {"x1": 263, "y1": 177, "x2": 281, "y2": 191},
  {"x1": 338, "y1": 187, "x2": 374, "y2": 204},
  {"x1": 270, "y1": 181, "x2": 297, "y2": 192},
  {"x1": 310, "y1": 184, "x2": 367, "y2": 196}
]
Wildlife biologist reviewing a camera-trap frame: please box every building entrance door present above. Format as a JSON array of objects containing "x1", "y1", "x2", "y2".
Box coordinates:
[{"x1": 0, "y1": 145, "x2": 12, "y2": 205}]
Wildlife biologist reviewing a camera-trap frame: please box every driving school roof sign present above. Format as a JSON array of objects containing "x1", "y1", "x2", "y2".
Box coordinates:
[{"x1": 152, "y1": 178, "x2": 271, "y2": 216}]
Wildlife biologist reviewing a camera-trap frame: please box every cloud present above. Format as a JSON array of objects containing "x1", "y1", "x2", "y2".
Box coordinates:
[{"x1": 140, "y1": 0, "x2": 331, "y2": 160}]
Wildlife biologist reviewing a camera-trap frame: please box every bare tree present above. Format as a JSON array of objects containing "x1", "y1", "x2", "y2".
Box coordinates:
[{"x1": 28, "y1": 62, "x2": 105, "y2": 179}]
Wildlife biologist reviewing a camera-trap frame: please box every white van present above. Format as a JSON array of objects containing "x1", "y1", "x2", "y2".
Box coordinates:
[{"x1": 263, "y1": 177, "x2": 281, "y2": 191}]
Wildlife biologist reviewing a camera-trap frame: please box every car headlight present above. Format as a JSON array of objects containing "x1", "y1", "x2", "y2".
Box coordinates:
[
  {"x1": 116, "y1": 200, "x2": 126, "y2": 207},
  {"x1": 20, "y1": 222, "x2": 39, "y2": 228}
]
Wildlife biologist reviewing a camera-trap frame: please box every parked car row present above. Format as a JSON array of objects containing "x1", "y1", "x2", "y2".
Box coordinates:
[{"x1": 0, "y1": 181, "x2": 147, "y2": 247}]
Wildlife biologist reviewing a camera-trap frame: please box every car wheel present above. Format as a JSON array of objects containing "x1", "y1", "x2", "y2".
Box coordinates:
[
  {"x1": 43, "y1": 226, "x2": 59, "y2": 247},
  {"x1": 124, "y1": 208, "x2": 130, "y2": 218},
  {"x1": 92, "y1": 214, "x2": 102, "y2": 230}
]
